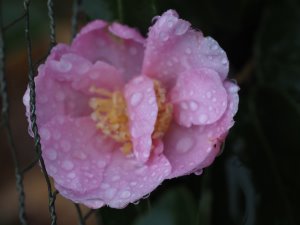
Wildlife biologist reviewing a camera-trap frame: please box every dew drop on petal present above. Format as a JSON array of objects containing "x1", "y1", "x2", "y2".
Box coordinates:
[
  {"x1": 62, "y1": 160, "x2": 74, "y2": 170},
  {"x1": 198, "y1": 114, "x2": 208, "y2": 123},
  {"x1": 100, "y1": 183, "x2": 110, "y2": 190},
  {"x1": 194, "y1": 169, "x2": 203, "y2": 176},
  {"x1": 120, "y1": 190, "x2": 131, "y2": 199},
  {"x1": 176, "y1": 137, "x2": 194, "y2": 153},
  {"x1": 60, "y1": 140, "x2": 71, "y2": 152},
  {"x1": 105, "y1": 188, "x2": 117, "y2": 199},
  {"x1": 130, "y1": 181, "x2": 137, "y2": 186},
  {"x1": 46, "y1": 149, "x2": 57, "y2": 160},
  {"x1": 221, "y1": 57, "x2": 228, "y2": 65},
  {"x1": 180, "y1": 102, "x2": 188, "y2": 110},
  {"x1": 189, "y1": 101, "x2": 198, "y2": 111},
  {"x1": 148, "y1": 96, "x2": 155, "y2": 104},
  {"x1": 97, "y1": 160, "x2": 106, "y2": 168},
  {"x1": 40, "y1": 128, "x2": 51, "y2": 141},
  {"x1": 67, "y1": 172, "x2": 76, "y2": 179},
  {"x1": 111, "y1": 175, "x2": 120, "y2": 181},
  {"x1": 130, "y1": 92, "x2": 143, "y2": 106},
  {"x1": 175, "y1": 22, "x2": 189, "y2": 35},
  {"x1": 185, "y1": 48, "x2": 192, "y2": 54}
]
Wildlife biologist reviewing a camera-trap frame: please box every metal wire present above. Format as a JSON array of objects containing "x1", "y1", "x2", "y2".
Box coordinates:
[
  {"x1": 0, "y1": 0, "x2": 28, "y2": 224},
  {"x1": 1, "y1": 0, "x2": 99, "y2": 223},
  {"x1": 71, "y1": 0, "x2": 83, "y2": 39},
  {"x1": 23, "y1": 0, "x2": 57, "y2": 224}
]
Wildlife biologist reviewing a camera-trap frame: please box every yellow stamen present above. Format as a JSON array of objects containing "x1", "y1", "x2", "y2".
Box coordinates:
[
  {"x1": 89, "y1": 80, "x2": 173, "y2": 155},
  {"x1": 152, "y1": 80, "x2": 173, "y2": 139}
]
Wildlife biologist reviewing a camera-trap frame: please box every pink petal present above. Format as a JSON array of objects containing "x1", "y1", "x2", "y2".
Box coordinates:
[
  {"x1": 23, "y1": 65, "x2": 91, "y2": 130},
  {"x1": 164, "y1": 80, "x2": 239, "y2": 178},
  {"x1": 41, "y1": 116, "x2": 114, "y2": 199},
  {"x1": 71, "y1": 60, "x2": 124, "y2": 95},
  {"x1": 169, "y1": 68, "x2": 227, "y2": 127},
  {"x1": 109, "y1": 22, "x2": 144, "y2": 43},
  {"x1": 46, "y1": 53, "x2": 92, "y2": 82},
  {"x1": 45, "y1": 119, "x2": 171, "y2": 209},
  {"x1": 90, "y1": 149, "x2": 171, "y2": 208},
  {"x1": 71, "y1": 20, "x2": 145, "y2": 81},
  {"x1": 124, "y1": 76, "x2": 158, "y2": 163},
  {"x1": 143, "y1": 10, "x2": 228, "y2": 89}
]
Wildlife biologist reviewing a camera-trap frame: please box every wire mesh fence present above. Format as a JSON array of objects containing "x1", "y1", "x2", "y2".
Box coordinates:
[{"x1": 0, "y1": 0, "x2": 96, "y2": 224}]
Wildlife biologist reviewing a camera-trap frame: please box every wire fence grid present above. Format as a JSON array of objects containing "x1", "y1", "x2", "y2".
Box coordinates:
[{"x1": 0, "y1": 0, "x2": 96, "y2": 224}]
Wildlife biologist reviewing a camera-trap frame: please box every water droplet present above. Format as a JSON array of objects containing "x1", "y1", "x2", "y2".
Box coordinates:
[
  {"x1": 130, "y1": 181, "x2": 137, "y2": 186},
  {"x1": 77, "y1": 63, "x2": 89, "y2": 75},
  {"x1": 73, "y1": 151, "x2": 86, "y2": 160},
  {"x1": 133, "y1": 200, "x2": 140, "y2": 205},
  {"x1": 151, "y1": 16, "x2": 160, "y2": 24},
  {"x1": 133, "y1": 77, "x2": 144, "y2": 84},
  {"x1": 40, "y1": 128, "x2": 51, "y2": 141},
  {"x1": 167, "y1": 21, "x2": 174, "y2": 28},
  {"x1": 148, "y1": 96, "x2": 155, "y2": 104},
  {"x1": 62, "y1": 160, "x2": 74, "y2": 170},
  {"x1": 175, "y1": 22, "x2": 189, "y2": 35},
  {"x1": 212, "y1": 97, "x2": 217, "y2": 102},
  {"x1": 159, "y1": 32, "x2": 169, "y2": 41},
  {"x1": 180, "y1": 102, "x2": 188, "y2": 110},
  {"x1": 120, "y1": 190, "x2": 131, "y2": 199},
  {"x1": 130, "y1": 92, "x2": 143, "y2": 106},
  {"x1": 194, "y1": 169, "x2": 203, "y2": 176},
  {"x1": 89, "y1": 72, "x2": 100, "y2": 80},
  {"x1": 206, "y1": 91, "x2": 212, "y2": 99},
  {"x1": 111, "y1": 175, "x2": 120, "y2": 181},
  {"x1": 101, "y1": 183, "x2": 110, "y2": 189},
  {"x1": 60, "y1": 140, "x2": 71, "y2": 152},
  {"x1": 229, "y1": 85, "x2": 239, "y2": 93},
  {"x1": 176, "y1": 137, "x2": 194, "y2": 153},
  {"x1": 39, "y1": 95, "x2": 48, "y2": 104},
  {"x1": 55, "y1": 60, "x2": 72, "y2": 72},
  {"x1": 97, "y1": 160, "x2": 106, "y2": 168},
  {"x1": 142, "y1": 193, "x2": 150, "y2": 199},
  {"x1": 48, "y1": 165, "x2": 57, "y2": 174},
  {"x1": 67, "y1": 172, "x2": 76, "y2": 179},
  {"x1": 198, "y1": 114, "x2": 208, "y2": 123},
  {"x1": 189, "y1": 101, "x2": 198, "y2": 111},
  {"x1": 105, "y1": 188, "x2": 116, "y2": 199},
  {"x1": 221, "y1": 57, "x2": 227, "y2": 65},
  {"x1": 172, "y1": 57, "x2": 179, "y2": 62},
  {"x1": 211, "y1": 44, "x2": 218, "y2": 51},
  {"x1": 185, "y1": 48, "x2": 192, "y2": 54},
  {"x1": 46, "y1": 149, "x2": 57, "y2": 160}
]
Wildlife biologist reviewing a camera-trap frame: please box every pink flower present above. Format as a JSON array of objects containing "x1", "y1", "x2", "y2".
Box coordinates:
[{"x1": 23, "y1": 10, "x2": 239, "y2": 209}]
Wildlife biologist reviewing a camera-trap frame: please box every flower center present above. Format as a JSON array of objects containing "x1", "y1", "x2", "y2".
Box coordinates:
[{"x1": 89, "y1": 80, "x2": 172, "y2": 155}]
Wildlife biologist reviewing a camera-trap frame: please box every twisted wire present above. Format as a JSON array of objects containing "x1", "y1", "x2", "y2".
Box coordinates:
[
  {"x1": 23, "y1": 0, "x2": 57, "y2": 224},
  {"x1": 47, "y1": 0, "x2": 56, "y2": 48},
  {"x1": 71, "y1": 0, "x2": 83, "y2": 39},
  {"x1": 0, "y1": 0, "x2": 28, "y2": 224}
]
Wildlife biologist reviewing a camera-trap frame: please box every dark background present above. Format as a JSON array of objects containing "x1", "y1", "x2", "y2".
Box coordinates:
[{"x1": 1, "y1": 0, "x2": 300, "y2": 224}]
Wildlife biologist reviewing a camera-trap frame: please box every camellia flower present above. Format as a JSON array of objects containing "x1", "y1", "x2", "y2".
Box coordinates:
[{"x1": 23, "y1": 10, "x2": 239, "y2": 208}]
